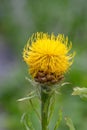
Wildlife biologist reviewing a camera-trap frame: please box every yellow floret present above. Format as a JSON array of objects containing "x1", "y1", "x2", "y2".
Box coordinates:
[{"x1": 23, "y1": 32, "x2": 75, "y2": 80}]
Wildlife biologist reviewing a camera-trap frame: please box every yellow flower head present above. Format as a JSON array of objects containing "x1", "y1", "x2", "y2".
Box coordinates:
[{"x1": 23, "y1": 32, "x2": 75, "y2": 84}]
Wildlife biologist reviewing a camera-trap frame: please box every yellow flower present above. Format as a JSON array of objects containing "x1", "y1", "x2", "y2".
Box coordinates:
[{"x1": 23, "y1": 32, "x2": 75, "y2": 84}]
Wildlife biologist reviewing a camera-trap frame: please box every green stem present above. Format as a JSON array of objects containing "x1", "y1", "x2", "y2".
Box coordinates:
[{"x1": 41, "y1": 87, "x2": 52, "y2": 130}]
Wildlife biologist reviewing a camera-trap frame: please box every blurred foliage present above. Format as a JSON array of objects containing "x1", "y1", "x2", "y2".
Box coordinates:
[{"x1": 0, "y1": 0, "x2": 87, "y2": 130}]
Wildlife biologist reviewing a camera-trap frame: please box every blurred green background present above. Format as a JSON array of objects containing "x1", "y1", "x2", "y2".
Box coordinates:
[{"x1": 0, "y1": 0, "x2": 87, "y2": 130}]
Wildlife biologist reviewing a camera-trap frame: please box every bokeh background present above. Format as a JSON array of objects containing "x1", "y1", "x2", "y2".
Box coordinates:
[{"x1": 0, "y1": 0, "x2": 87, "y2": 130}]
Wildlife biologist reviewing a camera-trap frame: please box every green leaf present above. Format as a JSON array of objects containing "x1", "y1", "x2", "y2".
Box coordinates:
[
  {"x1": 61, "y1": 82, "x2": 71, "y2": 87},
  {"x1": 21, "y1": 113, "x2": 35, "y2": 130},
  {"x1": 54, "y1": 109, "x2": 62, "y2": 130},
  {"x1": 72, "y1": 87, "x2": 87, "y2": 99},
  {"x1": 17, "y1": 90, "x2": 37, "y2": 102},
  {"x1": 47, "y1": 95, "x2": 55, "y2": 125},
  {"x1": 17, "y1": 95, "x2": 36, "y2": 102},
  {"x1": 29, "y1": 99, "x2": 41, "y2": 121},
  {"x1": 25, "y1": 77, "x2": 39, "y2": 87},
  {"x1": 65, "y1": 117, "x2": 75, "y2": 130}
]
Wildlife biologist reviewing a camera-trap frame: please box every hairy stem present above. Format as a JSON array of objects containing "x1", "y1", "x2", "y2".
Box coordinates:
[{"x1": 41, "y1": 87, "x2": 52, "y2": 130}]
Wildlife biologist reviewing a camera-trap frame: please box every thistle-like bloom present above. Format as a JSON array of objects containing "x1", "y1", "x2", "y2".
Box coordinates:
[{"x1": 23, "y1": 32, "x2": 75, "y2": 84}]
